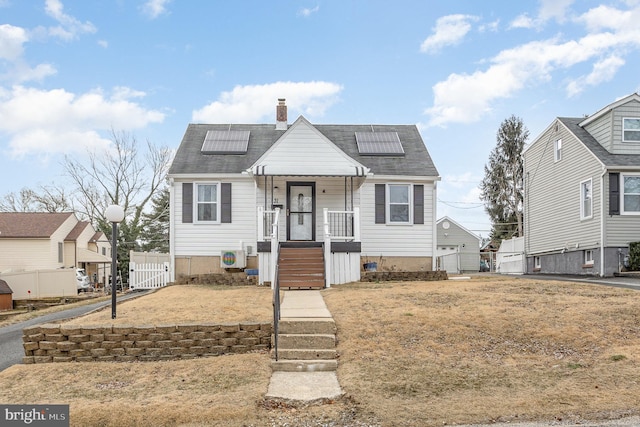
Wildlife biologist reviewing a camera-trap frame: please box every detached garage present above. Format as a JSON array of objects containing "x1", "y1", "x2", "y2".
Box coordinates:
[
  {"x1": 0, "y1": 279, "x2": 13, "y2": 311},
  {"x1": 436, "y1": 216, "x2": 481, "y2": 273}
]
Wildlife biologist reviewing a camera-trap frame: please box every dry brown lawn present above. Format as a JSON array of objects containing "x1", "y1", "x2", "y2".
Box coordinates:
[{"x1": 1, "y1": 277, "x2": 640, "y2": 426}]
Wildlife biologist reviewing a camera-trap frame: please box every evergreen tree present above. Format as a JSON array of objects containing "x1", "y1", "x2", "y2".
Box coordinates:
[
  {"x1": 480, "y1": 115, "x2": 528, "y2": 242},
  {"x1": 140, "y1": 186, "x2": 170, "y2": 253}
]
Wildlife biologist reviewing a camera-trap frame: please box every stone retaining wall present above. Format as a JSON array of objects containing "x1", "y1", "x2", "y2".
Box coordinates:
[
  {"x1": 22, "y1": 322, "x2": 272, "y2": 364},
  {"x1": 360, "y1": 270, "x2": 448, "y2": 282}
]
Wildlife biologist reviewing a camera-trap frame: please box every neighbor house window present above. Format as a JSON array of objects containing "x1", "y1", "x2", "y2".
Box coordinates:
[
  {"x1": 387, "y1": 184, "x2": 411, "y2": 223},
  {"x1": 195, "y1": 183, "x2": 220, "y2": 222},
  {"x1": 623, "y1": 118, "x2": 640, "y2": 142},
  {"x1": 580, "y1": 179, "x2": 592, "y2": 219},
  {"x1": 554, "y1": 139, "x2": 562, "y2": 162},
  {"x1": 622, "y1": 174, "x2": 640, "y2": 214},
  {"x1": 534, "y1": 256, "x2": 541, "y2": 269},
  {"x1": 102, "y1": 247, "x2": 106, "y2": 256},
  {"x1": 58, "y1": 242, "x2": 63, "y2": 263},
  {"x1": 584, "y1": 249, "x2": 594, "y2": 266}
]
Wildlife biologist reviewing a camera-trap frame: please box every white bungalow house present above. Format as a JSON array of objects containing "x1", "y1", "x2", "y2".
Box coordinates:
[{"x1": 168, "y1": 99, "x2": 440, "y2": 287}]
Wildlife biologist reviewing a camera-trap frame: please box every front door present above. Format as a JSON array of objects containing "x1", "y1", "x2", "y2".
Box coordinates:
[{"x1": 287, "y1": 182, "x2": 315, "y2": 241}]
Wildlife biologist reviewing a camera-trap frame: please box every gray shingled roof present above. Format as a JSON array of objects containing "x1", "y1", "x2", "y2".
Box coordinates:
[
  {"x1": 0, "y1": 279, "x2": 12, "y2": 295},
  {"x1": 0, "y1": 212, "x2": 74, "y2": 238},
  {"x1": 169, "y1": 121, "x2": 439, "y2": 177},
  {"x1": 559, "y1": 117, "x2": 640, "y2": 168}
]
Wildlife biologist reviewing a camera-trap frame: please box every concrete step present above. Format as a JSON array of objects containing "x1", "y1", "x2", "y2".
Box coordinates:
[
  {"x1": 272, "y1": 348, "x2": 337, "y2": 360},
  {"x1": 276, "y1": 333, "x2": 335, "y2": 349},
  {"x1": 271, "y1": 359, "x2": 337, "y2": 372},
  {"x1": 278, "y1": 318, "x2": 336, "y2": 335}
]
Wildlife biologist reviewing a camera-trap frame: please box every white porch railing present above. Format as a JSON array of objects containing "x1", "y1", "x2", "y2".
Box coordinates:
[
  {"x1": 324, "y1": 207, "x2": 360, "y2": 287},
  {"x1": 257, "y1": 207, "x2": 281, "y2": 288},
  {"x1": 257, "y1": 207, "x2": 360, "y2": 287}
]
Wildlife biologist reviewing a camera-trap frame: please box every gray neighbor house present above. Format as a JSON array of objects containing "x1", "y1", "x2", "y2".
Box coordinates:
[{"x1": 523, "y1": 93, "x2": 640, "y2": 277}]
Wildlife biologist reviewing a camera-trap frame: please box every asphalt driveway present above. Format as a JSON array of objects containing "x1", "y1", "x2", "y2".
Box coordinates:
[{"x1": 0, "y1": 290, "x2": 149, "y2": 372}]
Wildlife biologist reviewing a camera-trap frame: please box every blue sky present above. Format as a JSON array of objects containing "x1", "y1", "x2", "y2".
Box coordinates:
[{"x1": 1, "y1": 0, "x2": 639, "y2": 238}]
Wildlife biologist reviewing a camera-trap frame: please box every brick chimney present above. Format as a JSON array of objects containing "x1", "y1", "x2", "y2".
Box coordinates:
[{"x1": 276, "y1": 98, "x2": 287, "y2": 130}]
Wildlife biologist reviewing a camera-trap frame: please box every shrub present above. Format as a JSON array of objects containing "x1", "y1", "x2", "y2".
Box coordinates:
[{"x1": 629, "y1": 242, "x2": 640, "y2": 271}]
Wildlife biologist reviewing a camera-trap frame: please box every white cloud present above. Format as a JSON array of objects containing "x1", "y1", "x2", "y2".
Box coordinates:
[
  {"x1": 566, "y1": 55, "x2": 625, "y2": 97},
  {"x1": 298, "y1": 5, "x2": 320, "y2": 17},
  {"x1": 479, "y1": 19, "x2": 500, "y2": 33},
  {"x1": 192, "y1": 81, "x2": 343, "y2": 123},
  {"x1": 98, "y1": 40, "x2": 108, "y2": 48},
  {"x1": 426, "y1": 3, "x2": 640, "y2": 127},
  {"x1": 420, "y1": 14, "x2": 479, "y2": 54},
  {"x1": 511, "y1": 0, "x2": 574, "y2": 29},
  {"x1": 0, "y1": 86, "x2": 165, "y2": 157},
  {"x1": 0, "y1": 24, "x2": 28, "y2": 61},
  {"x1": 44, "y1": 0, "x2": 96, "y2": 40},
  {"x1": 141, "y1": 0, "x2": 172, "y2": 19}
]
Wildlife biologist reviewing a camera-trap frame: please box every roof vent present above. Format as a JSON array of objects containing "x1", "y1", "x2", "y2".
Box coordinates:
[{"x1": 276, "y1": 98, "x2": 287, "y2": 130}]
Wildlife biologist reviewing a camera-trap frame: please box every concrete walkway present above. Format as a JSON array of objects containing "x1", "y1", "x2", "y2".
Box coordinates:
[{"x1": 265, "y1": 290, "x2": 343, "y2": 402}]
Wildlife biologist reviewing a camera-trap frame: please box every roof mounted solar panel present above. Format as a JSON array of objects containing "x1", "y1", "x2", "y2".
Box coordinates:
[
  {"x1": 201, "y1": 130, "x2": 250, "y2": 154},
  {"x1": 355, "y1": 131, "x2": 404, "y2": 155}
]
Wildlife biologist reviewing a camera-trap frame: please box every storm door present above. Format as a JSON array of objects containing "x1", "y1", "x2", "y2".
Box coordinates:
[{"x1": 287, "y1": 182, "x2": 315, "y2": 241}]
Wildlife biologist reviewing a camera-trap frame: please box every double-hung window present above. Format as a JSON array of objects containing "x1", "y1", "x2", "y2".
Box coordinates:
[
  {"x1": 622, "y1": 174, "x2": 640, "y2": 214},
  {"x1": 580, "y1": 179, "x2": 592, "y2": 220},
  {"x1": 554, "y1": 139, "x2": 562, "y2": 162},
  {"x1": 623, "y1": 118, "x2": 640, "y2": 142},
  {"x1": 195, "y1": 183, "x2": 219, "y2": 222},
  {"x1": 387, "y1": 184, "x2": 411, "y2": 224}
]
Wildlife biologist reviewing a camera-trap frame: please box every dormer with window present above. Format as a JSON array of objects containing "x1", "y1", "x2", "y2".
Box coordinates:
[{"x1": 580, "y1": 93, "x2": 640, "y2": 155}]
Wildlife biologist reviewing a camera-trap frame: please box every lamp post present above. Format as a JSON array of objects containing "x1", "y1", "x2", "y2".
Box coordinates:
[{"x1": 105, "y1": 205, "x2": 125, "y2": 319}]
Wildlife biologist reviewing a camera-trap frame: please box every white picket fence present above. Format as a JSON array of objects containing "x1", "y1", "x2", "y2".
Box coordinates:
[{"x1": 129, "y1": 262, "x2": 171, "y2": 290}]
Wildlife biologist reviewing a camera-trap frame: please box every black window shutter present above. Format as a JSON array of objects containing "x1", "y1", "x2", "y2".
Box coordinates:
[
  {"x1": 609, "y1": 173, "x2": 620, "y2": 215},
  {"x1": 375, "y1": 184, "x2": 385, "y2": 224},
  {"x1": 221, "y1": 183, "x2": 232, "y2": 223},
  {"x1": 182, "y1": 183, "x2": 193, "y2": 223},
  {"x1": 413, "y1": 185, "x2": 424, "y2": 224}
]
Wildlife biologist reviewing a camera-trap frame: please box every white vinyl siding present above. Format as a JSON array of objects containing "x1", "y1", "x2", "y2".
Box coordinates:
[
  {"x1": 623, "y1": 118, "x2": 640, "y2": 142},
  {"x1": 580, "y1": 179, "x2": 592, "y2": 220},
  {"x1": 173, "y1": 178, "x2": 256, "y2": 256},
  {"x1": 523, "y1": 125, "x2": 601, "y2": 255},
  {"x1": 360, "y1": 179, "x2": 435, "y2": 258}
]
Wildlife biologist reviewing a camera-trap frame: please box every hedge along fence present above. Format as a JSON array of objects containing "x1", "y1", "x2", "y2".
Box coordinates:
[{"x1": 22, "y1": 322, "x2": 272, "y2": 364}]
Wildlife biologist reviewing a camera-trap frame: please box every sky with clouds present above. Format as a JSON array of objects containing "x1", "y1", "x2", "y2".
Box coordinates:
[{"x1": 1, "y1": 0, "x2": 639, "y2": 238}]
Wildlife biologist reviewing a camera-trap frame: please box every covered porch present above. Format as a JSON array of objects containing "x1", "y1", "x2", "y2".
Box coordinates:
[{"x1": 252, "y1": 174, "x2": 365, "y2": 288}]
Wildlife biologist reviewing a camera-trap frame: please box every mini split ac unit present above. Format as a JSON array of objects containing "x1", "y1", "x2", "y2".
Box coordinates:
[{"x1": 220, "y1": 250, "x2": 246, "y2": 269}]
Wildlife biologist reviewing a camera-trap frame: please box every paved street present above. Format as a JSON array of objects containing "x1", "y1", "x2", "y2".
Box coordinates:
[{"x1": 0, "y1": 291, "x2": 149, "y2": 372}]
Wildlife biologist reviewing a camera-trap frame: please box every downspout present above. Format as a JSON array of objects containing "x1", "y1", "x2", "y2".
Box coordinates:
[
  {"x1": 600, "y1": 168, "x2": 606, "y2": 277},
  {"x1": 432, "y1": 180, "x2": 438, "y2": 271},
  {"x1": 169, "y1": 178, "x2": 176, "y2": 282}
]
